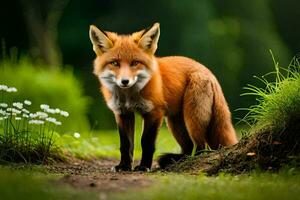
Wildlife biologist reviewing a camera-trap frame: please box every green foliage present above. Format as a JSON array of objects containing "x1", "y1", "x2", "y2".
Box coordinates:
[
  {"x1": 0, "y1": 85, "x2": 70, "y2": 163},
  {"x1": 0, "y1": 57, "x2": 90, "y2": 132},
  {"x1": 241, "y1": 55, "x2": 300, "y2": 129},
  {"x1": 110, "y1": 171, "x2": 300, "y2": 200}
]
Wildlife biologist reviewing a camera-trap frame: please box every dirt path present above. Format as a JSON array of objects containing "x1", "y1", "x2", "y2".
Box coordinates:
[{"x1": 46, "y1": 158, "x2": 154, "y2": 197}]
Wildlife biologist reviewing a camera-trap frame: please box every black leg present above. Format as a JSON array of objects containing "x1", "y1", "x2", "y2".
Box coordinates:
[
  {"x1": 114, "y1": 112, "x2": 135, "y2": 172},
  {"x1": 134, "y1": 111, "x2": 163, "y2": 171}
]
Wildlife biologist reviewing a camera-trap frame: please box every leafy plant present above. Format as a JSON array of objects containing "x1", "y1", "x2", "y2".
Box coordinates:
[{"x1": 0, "y1": 84, "x2": 68, "y2": 163}]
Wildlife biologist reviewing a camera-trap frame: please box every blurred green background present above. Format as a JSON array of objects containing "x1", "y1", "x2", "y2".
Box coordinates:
[{"x1": 0, "y1": 0, "x2": 299, "y2": 131}]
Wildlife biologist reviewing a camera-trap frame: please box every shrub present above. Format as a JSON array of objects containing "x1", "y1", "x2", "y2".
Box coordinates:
[{"x1": 0, "y1": 57, "x2": 90, "y2": 132}]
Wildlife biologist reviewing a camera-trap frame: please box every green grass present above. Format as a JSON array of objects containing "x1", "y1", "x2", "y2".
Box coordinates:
[
  {"x1": 1, "y1": 165, "x2": 299, "y2": 200},
  {"x1": 111, "y1": 170, "x2": 300, "y2": 200},
  {"x1": 59, "y1": 122, "x2": 181, "y2": 159},
  {"x1": 240, "y1": 55, "x2": 300, "y2": 130},
  {"x1": 0, "y1": 167, "x2": 97, "y2": 200}
]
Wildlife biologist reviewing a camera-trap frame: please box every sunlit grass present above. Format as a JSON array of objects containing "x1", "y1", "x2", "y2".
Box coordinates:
[
  {"x1": 239, "y1": 54, "x2": 300, "y2": 130},
  {"x1": 59, "y1": 125, "x2": 181, "y2": 160}
]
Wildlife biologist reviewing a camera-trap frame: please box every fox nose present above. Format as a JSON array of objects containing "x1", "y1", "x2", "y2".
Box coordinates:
[{"x1": 121, "y1": 79, "x2": 129, "y2": 86}]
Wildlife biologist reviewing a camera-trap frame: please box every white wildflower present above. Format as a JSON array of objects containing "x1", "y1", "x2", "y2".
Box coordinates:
[
  {"x1": 22, "y1": 114, "x2": 29, "y2": 118},
  {"x1": 22, "y1": 108, "x2": 30, "y2": 114},
  {"x1": 0, "y1": 103, "x2": 8, "y2": 108},
  {"x1": 60, "y1": 110, "x2": 69, "y2": 117},
  {"x1": 24, "y1": 100, "x2": 32, "y2": 105},
  {"x1": 36, "y1": 111, "x2": 48, "y2": 119},
  {"x1": 12, "y1": 108, "x2": 21, "y2": 115},
  {"x1": 13, "y1": 102, "x2": 23, "y2": 109},
  {"x1": 29, "y1": 113, "x2": 38, "y2": 118},
  {"x1": 54, "y1": 121, "x2": 62, "y2": 126},
  {"x1": 40, "y1": 104, "x2": 49, "y2": 110},
  {"x1": 29, "y1": 119, "x2": 44, "y2": 125},
  {"x1": 0, "y1": 85, "x2": 8, "y2": 91},
  {"x1": 46, "y1": 117, "x2": 57, "y2": 123},
  {"x1": 55, "y1": 108, "x2": 61, "y2": 114},
  {"x1": 73, "y1": 132, "x2": 81, "y2": 138},
  {"x1": 46, "y1": 108, "x2": 56, "y2": 114},
  {"x1": 6, "y1": 87, "x2": 17, "y2": 93},
  {"x1": 0, "y1": 109, "x2": 7, "y2": 116},
  {"x1": 15, "y1": 117, "x2": 22, "y2": 121}
]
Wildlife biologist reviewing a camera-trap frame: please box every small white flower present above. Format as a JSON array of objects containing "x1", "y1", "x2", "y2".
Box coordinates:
[
  {"x1": 15, "y1": 117, "x2": 22, "y2": 120},
  {"x1": 29, "y1": 119, "x2": 44, "y2": 125},
  {"x1": 0, "y1": 109, "x2": 7, "y2": 116},
  {"x1": 22, "y1": 108, "x2": 30, "y2": 114},
  {"x1": 54, "y1": 121, "x2": 62, "y2": 126},
  {"x1": 46, "y1": 108, "x2": 56, "y2": 114},
  {"x1": 29, "y1": 113, "x2": 38, "y2": 118},
  {"x1": 73, "y1": 132, "x2": 81, "y2": 138},
  {"x1": 36, "y1": 111, "x2": 48, "y2": 119},
  {"x1": 6, "y1": 87, "x2": 17, "y2": 92},
  {"x1": 60, "y1": 110, "x2": 69, "y2": 117},
  {"x1": 46, "y1": 117, "x2": 57, "y2": 123},
  {"x1": 24, "y1": 100, "x2": 32, "y2": 105},
  {"x1": 12, "y1": 108, "x2": 21, "y2": 114},
  {"x1": 13, "y1": 102, "x2": 23, "y2": 109},
  {"x1": 40, "y1": 104, "x2": 49, "y2": 110},
  {"x1": 0, "y1": 85, "x2": 8, "y2": 91},
  {"x1": 22, "y1": 114, "x2": 29, "y2": 118},
  {"x1": 0, "y1": 103, "x2": 8, "y2": 108},
  {"x1": 55, "y1": 108, "x2": 61, "y2": 114}
]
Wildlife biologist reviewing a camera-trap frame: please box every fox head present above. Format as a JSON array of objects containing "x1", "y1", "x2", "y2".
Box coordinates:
[{"x1": 89, "y1": 23, "x2": 160, "y2": 91}]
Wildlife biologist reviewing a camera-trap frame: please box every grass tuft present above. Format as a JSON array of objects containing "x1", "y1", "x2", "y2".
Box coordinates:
[{"x1": 240, "y1": 53, "x2": 300, "y2": 130}]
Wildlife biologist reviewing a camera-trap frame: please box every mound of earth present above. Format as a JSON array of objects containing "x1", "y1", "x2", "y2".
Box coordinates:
[{"x1": 165, "y1": 120, "x2": 300, "y2": 175}]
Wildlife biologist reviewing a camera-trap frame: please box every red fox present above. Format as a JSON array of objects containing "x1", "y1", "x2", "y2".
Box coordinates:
[{"x1": 89, "y1": 23, "x2": 238, "y2": 172}]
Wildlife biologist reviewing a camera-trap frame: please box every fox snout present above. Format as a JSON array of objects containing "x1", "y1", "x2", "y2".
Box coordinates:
[
  {"x1": 99, "y1": 67, "x2": 151, "y2": 91},
  {"x1": 116, "y1": 76, "x2": 137, "y2": 89}
]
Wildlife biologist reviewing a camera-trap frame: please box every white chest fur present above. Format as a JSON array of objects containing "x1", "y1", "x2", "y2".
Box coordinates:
[{"x1": 107, "y1": 87, "x2": 154, "y2": 114}]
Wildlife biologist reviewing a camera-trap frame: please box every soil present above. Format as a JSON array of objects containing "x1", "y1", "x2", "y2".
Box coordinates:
[
  {"x1": 165, "y1": 121, "x2": 300, "y2": 174},
  {"x1": 46, "y1": 158, "x2": 154, "y2": 197}
]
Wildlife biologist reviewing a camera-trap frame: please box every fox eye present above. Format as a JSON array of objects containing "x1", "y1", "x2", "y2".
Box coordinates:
[
  {"x1": 131, "y1": 60, "x2": 140, "y2": 67},
  {"x1": 110, "y1": 61, "x2": 119, "y2": 67}
]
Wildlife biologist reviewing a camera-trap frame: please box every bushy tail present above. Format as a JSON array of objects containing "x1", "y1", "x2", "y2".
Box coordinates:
[{"x1": 208, "y1": 81, "x2": 238, "y2": 148}]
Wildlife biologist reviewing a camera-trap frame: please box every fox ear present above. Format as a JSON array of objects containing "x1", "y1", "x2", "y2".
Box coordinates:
[
  {"x1": 89, "y1": 25, "x2": 113, "y2": 55},
  {"x1": 138, "y1": 23, "x2": 160, "y2": 54}
]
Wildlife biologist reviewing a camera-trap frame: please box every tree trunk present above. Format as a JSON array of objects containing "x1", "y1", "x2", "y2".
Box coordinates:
[{"x1": 20, "y1": 0, "x2": 69, "y2": 68}]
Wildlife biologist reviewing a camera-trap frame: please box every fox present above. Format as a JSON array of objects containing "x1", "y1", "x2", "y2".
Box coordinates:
[{"x1": 89, "y1": 23, "x2": 238, "y2": 172}]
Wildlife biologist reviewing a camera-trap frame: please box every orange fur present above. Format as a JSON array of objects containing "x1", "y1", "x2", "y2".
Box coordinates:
[{"x1": 89, "y1": 23, "x2": 238, "y2": 170}]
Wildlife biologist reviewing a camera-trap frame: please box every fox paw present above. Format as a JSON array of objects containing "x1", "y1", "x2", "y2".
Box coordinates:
[
  {"x1": 112, "y1": 165, "x2": 132, "y2": 172},
  {"x1": 134, "y1": 165, "x2": 151, "y2": 172}
]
